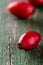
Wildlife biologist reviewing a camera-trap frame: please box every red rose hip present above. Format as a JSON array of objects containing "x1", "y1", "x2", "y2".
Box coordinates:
[
  {"x1": 17, "y1": 31, "x2": 41, "y2": 50},
  {"x1": 29, "y1": 0, "x2": 43, "y2": 6},
  {"x1": 7, "y1": 1, "x2": 35, "y2": 18}
]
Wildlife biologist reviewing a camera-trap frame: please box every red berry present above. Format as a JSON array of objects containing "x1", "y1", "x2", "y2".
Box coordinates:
[
  {"x1": 7, "y1": 1, "x2": 35, "y2": 18},
  {"x1": 29, "y1": 0, "x2": 43, "y2": 6},
  {"x1": 17, "y1": 31, "x2": 41, "y2": 50}
]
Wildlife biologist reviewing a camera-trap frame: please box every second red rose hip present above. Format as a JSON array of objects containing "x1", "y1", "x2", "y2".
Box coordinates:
[
  {"x1": 17, "y1": 31, "x2": 41, "y2": 50},
  {"x1": 29, "y1": 0, "x2": 43, "y2": 6}
]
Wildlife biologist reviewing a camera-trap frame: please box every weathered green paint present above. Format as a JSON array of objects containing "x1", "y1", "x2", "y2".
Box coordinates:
[{"x1": 0, "y1": 0, "x2": 43, "y2": 65}]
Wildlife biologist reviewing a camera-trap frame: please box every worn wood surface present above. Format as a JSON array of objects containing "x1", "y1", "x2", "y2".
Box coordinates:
[{"x1": 0, "y1": 0, "x2": 43, "y2": 65}]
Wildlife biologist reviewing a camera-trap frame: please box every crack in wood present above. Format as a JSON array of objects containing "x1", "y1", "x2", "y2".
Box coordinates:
[
  {"x1": 7, "y1": 20, "x2": 12, "y2": 65},
  {"x1": 8, "y1": 35, "x2": 12, "y2": 65}
]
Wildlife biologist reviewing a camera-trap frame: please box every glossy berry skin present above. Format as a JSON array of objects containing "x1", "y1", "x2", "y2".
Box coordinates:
[
  {"x1": 7, "y1": 1, "x2": 35, "y2": 18},
  {"x1": 29, "y1": 0, "x2": 43, "y2": 6},
  {"x1": 17, "y1": 31, "x2": 41, "y2": 50}
]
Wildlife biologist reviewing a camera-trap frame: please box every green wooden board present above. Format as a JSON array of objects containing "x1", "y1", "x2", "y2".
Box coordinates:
[{"x1": 0, "y1": 0, "x2": 43, "y2": 65}]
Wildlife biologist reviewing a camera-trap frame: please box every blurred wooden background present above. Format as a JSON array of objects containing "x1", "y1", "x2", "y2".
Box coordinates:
[{"x1": 0, "y1": 0, "x2": 43, "y2": 65}]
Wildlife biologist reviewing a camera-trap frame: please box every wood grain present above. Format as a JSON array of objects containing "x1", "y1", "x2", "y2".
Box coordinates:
[{"x1": 0, "y1": 0, "x2": 43, "y2": 65}]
